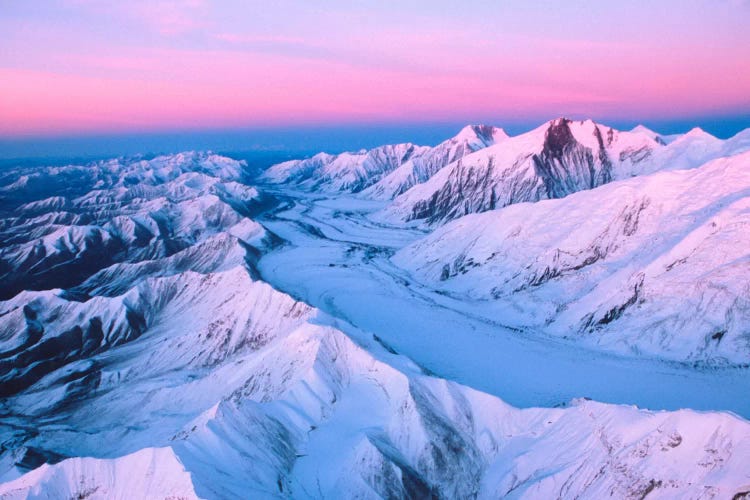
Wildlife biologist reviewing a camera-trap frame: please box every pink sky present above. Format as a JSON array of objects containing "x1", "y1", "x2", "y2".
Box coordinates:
[{"x1": 1, "y1": 0, "x2": 749, "y2": 137}]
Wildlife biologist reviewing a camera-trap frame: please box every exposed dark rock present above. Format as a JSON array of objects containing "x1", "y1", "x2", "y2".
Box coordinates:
[
  {"x1": 532, "y1": 118, "x2": 612, "y2": 199},
  {"x1": 597, "y1": 275, "x2": 645, "y2": 326}
]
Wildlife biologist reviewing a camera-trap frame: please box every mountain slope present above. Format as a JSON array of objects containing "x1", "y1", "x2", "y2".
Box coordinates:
[
  {"x1": 0, "y1": 447, "x2": 200, "y2": 499},
  {"x1": 393, "y1": 150, "x2": 750, "y2": 364},
  {"x1": 363, "y1": 125, "x2": 509, "y2": 200},
  {"x1": 3, "y1": 293, "x2": 750, "y2": 498}
]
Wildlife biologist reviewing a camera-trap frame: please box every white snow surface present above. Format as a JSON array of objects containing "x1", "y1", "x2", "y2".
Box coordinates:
[
  {"x1": 3, "y1": 264, "x2": 750, "y2": 498},
  {"x1": 2, "y1": 143, "x2": 750, "y2": 498}
]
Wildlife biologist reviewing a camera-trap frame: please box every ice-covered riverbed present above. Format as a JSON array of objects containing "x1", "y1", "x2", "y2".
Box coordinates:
[{"x1": 257, "y1": 187, "x2": 750, "y2": 418}]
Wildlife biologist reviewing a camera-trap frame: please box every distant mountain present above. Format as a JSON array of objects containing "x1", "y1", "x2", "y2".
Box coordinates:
[
  {"x1": 260, "y1": 143, "x2": 429, "y2": 193},
  {"x1": 363, "y1": 125, "x2": 509, "y2": 199},
  {"x1": 393, "y1": 150, "x2": 750, "y2": 364},
  {"x1": 260, "y1": 125, "x2": 508, "y2": 195},
  {"x1": 635, "y1": 126, "x2": 750, "y2": 173},
  {"x1": 630, "y1": 124, "x2": 670, "y2": 145},
  {"x1": 259, "y1": 121, "x2": 750, "y2": 221}
]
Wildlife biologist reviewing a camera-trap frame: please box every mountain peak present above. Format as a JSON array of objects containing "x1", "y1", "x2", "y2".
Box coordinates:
[
  {"x1": 548, "y1": 116, "x2": 572, "y2": 128},
  {"x1": 545, "y1": 116, "x2": 606, "y2": 138},
  {"x1": 684, "y1": 126, "x2": 716, "y2": 139},
  {"x1": 546, "y1": 117, "x2": 604, "y2": 138},
  {"x1": 631, "y1": 124, "x2": 659, "y2": 135},
  {"x1": 453, "y1": 124, "x2": 508, "y2": 144},
  {"x1": 630, "y1": 124, "x2": 667, "y2": 145},
  {"x1": 549, "y1": 117, "x2": 596, "y2": 126}
]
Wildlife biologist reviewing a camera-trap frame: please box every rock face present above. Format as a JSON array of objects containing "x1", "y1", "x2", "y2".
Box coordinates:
[
  {"x1": 533, "y1": 117, "x2": 613, "y2": 197},
  {"x1": 393, "y1": 150, "x2": 750, "y2": 364}
]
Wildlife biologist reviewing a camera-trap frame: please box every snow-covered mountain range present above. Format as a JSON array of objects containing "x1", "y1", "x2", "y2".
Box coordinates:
[
  {"x1": 0, "y1": 152, "x2": 271, "y2": 301},
  {"x1": 261, "y1": 143, "x2": 429, "y2": 193},
  {"x1": 362, "y1": 125, "x2": 509, "y2": 200},
  {"x1": 394, "y1": 151, "x2": 750, "y2": 364},
  {"x1": 262, "y1": 118, "x2": 750, "y2": 226},
  {"x1": 387, "y1": 118, "x2": 661, "y2": 224},
  {"x1": 260, "y1": 125, "x2": 508, "y2": 196},
  {"x1": 385, "y1": 120, "x2": 750, "y2": 225},
  {"x1": 2, "y1": 118, "x2": 750, "y2": 498}
]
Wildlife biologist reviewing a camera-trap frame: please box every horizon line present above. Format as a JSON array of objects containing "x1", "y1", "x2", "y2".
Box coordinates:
[
  {"x1": 3, "y1": 112, "x2": 750, "y2": 139},
  {"x1": 2, "y1": 114, "x2": 749, "y2": 162}
]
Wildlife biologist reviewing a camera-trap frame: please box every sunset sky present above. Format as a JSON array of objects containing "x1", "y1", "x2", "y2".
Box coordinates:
[{"x1": 1, "y1": 0, "x2": 749, "y2": 155}]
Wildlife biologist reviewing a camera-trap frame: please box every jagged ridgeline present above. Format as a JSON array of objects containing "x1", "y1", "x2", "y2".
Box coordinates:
[{"x1": 261, "y1": 118, "x2": 750, "y2": 227}]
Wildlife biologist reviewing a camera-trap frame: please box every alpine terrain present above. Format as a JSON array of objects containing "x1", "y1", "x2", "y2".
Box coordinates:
[{"x1": 2, "y1": 120, "x2": 750, "y2": 499}]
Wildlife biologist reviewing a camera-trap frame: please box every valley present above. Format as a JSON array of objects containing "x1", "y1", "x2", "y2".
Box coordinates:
[{"x1": 255, "y1": 186, "x2": 750, "y2": 417}]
